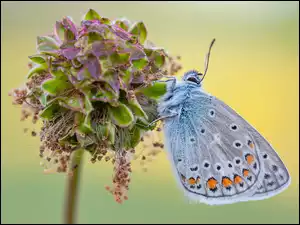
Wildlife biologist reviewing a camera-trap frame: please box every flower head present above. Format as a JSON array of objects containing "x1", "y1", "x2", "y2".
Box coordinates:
[{"x1": 9, "y1": 9, "x2": 182, "y2": 203}]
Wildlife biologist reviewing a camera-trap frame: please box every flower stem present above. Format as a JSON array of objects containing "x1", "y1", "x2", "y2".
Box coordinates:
[{"x1": 64, "y1": 149, "x2": 84, "y2": 224}]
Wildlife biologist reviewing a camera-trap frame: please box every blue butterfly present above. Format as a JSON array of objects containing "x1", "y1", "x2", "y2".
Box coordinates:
[{"x1": 156, "y1": 39, "x2": 291, "y2": 205}]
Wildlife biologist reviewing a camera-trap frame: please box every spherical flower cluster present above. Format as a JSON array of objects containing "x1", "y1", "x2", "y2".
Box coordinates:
[{"x1": 9, "y1": 9, "x2": 182, "y2": 203}]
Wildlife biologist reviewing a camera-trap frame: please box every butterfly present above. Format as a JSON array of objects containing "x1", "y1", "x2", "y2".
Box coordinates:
[{"x1": 156, "y1": 39, "x2": 291, "y2": 205}]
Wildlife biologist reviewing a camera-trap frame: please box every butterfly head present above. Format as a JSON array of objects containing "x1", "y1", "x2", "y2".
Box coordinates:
[{"x1": 183, "y1": 70, "x2": 203, "y2": 86}]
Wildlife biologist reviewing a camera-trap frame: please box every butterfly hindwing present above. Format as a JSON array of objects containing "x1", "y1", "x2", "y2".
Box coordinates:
[
  {"x1": 161, "y1": 84, "x2": 265, "y2": 205},
  {"x1": 213, "y1": 96, "x2": 291, "y2": 201}
]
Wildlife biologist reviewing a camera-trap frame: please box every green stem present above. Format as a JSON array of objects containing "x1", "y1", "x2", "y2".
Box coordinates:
[{"x1": 64, "y1": 149, "x2": 84, "y2": 224}]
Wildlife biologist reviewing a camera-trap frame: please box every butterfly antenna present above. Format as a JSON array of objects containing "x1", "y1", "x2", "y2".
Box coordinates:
[{"x1": 200, "y1": 38, "x2": 216, "y2": 82}]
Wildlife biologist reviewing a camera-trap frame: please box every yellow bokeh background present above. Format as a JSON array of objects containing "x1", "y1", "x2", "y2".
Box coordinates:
[{"x1": 1, "y1": 1, "x2": 299, "y2": 224}]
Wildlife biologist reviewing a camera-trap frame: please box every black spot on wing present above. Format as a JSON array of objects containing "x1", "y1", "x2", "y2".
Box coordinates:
[
  {"x1": 272, "y1": 165, "x2": 278, "y2": 172},
  {"x1": 253, "y1": 162, "x2": 257, "y2": 170}
]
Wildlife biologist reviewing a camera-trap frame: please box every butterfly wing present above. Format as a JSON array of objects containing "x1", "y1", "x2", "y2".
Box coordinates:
[
  {"x1": 212, "y1": 96, "x2": 291, "y2": 201},
  {"x1": 162, "y1": 88, "x2": 290, "y2": 205}
]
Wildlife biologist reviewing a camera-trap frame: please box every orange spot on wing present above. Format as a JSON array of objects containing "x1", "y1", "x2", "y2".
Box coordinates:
[
  {"x1": 222, "y1": 177, "x2": 233, "y2": 187},
  {"x1": 245, "y1": 154, "x2": 255, "y2": 164},
  {"x1": 248, "y1": 140, "x2": 255, "y2": 149},
  {"x1": 234, "y1": 175, "x2": 243, "y2": 184},
  {"x1": 243, "y1": 169, "x2": 249, "y2": 177},
  {"x1": 188, "y1": 177, "x2": 196, "y2": 185},
  {"x1": 207, "y1": 177, "x2": 218, "y2": 189}
]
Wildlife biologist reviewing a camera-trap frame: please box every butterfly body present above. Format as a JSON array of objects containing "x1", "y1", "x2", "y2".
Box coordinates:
[{"x1": 157, "y1": 70, "x2": 291, "y2": 205}]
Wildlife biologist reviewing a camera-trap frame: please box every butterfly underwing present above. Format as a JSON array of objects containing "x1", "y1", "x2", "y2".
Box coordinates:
[{"x1": 156, "y1": 40, "x2": 291, "y2": 205}]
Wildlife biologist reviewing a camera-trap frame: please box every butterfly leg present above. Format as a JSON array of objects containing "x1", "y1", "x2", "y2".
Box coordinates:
[
  {"x1": 134, "y1": 113, "x2": 178, "y2": 129},
  {"x1": 148, "y1": 112, "x2": 178, "y2": 127}
]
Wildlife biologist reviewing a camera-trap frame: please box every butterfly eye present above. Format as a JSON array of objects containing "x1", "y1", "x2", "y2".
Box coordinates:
[{"x1": 187, "y1": 77, "x2": 200, "y2": 84}]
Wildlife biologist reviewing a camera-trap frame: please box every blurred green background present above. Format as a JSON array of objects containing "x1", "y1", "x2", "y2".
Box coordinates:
[{"x1": 1, "y1": 1, "x2": 299, "y2": 224}]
